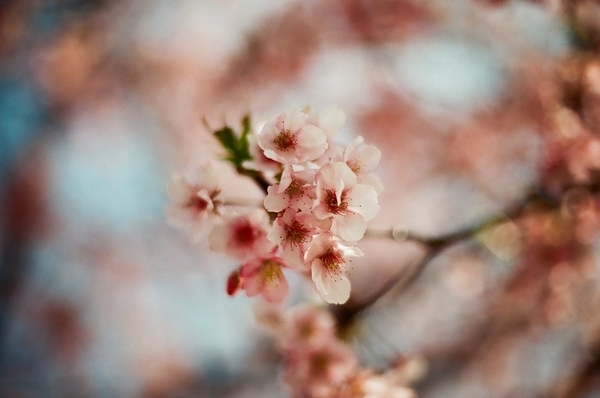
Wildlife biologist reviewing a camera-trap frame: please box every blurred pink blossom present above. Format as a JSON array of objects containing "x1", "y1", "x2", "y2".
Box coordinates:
[{"x1": 165, "y1": 163, "x2": 223, "y2": 243}]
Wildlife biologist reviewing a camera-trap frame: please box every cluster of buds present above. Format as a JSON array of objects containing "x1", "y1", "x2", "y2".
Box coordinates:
[
  {"x1": 166, "y1": 106, "x2": 382, "y2": 304},
  {"x1": 255, "y1": 304, "x2": 418, "y2": 398}
]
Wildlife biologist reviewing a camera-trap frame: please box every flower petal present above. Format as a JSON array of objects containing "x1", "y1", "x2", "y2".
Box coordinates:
[{"x1": 331, "y1": 212, "x2": 367, "y2": 242}]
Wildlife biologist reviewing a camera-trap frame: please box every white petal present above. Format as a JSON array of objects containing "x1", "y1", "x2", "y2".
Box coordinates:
[
  {"x1": 278, "y1": 166, "x2": 294, "y2": 192},
  {"x1": 281, "y1": 244, "x2": 308, "y2": 271},
  {"x1": 358, "y1": 174, "x2": 384, "y2": 195},
  {"x1": 284, "y1": 107, "x2": 309, "y2": 132},
  {"x1": 305, "y1": 233, "x2": 331, "y2": 264},
  {"x1": 190, "y1": 215, "x2": 215, "y2": 243},
  {"x1": 295, "y1": 127, "x2": 328, "y2": 162},
  {"x1": 346, "y1": 184, "x2": 380, "y2": 221},
  {"x1": 318, "y1": 273, "x2": 351, "y2": 304},
  {"x1": 207, "y1": 223, "x2": 229, "y2": 253},
  {"x1": 331, "y1": 212, "x2": 367, "y2": 242},
  {"x1": 166, "y1": 175, "x2": 189, "y2": 203},
  {"x1": 311, "y1": 259, "x2": 330, "y2": 294},
  {"x1": 338, "y1": 243, "x2": 364, "y2": 259},
  {"x1": 268, "y1": 218, "x2": 285, "y2": 244},
  {"x1": 264, "y1": 190, "x2": 288, "y2": 212},
  {"x1": 319, "y1": 106, "x2": 346, "y2": 139},
  {"x1": 355, "y1": 143, "x2": 381, "y2": 173}
]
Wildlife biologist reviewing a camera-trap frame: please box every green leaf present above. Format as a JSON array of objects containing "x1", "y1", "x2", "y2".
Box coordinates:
[
  {"x1": 239, "y1": 114, "x2": 252, "y2": 158},
  {"x1": 212, "y1": 115, "x2": 253, "y2": 170},
  {"x1": 214, "y1": 126, "x2": 238, "y2": 153}
]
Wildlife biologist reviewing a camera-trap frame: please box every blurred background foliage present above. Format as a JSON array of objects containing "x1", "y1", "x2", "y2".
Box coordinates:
[{"x1": 1, "y1": 0, "x2": 600, "y2": 397}]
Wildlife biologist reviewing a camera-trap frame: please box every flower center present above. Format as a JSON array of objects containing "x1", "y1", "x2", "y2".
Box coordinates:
[
  {"x1": 319, "y1": 247, "x2": 344, "y2": 276},
  {"x1": 285, "y1": 178, "x2": 305, "y2": 199},
  {"x1": 347, "y1": 160, "x2": 361, "y2": 174},
  {"x1": 234, "y1": 222, "x2": 261, "y2": 245},
  {"x1": 284, "y1": 219, "x2": 310, "y2": 247},
  {"x1": 189, "y1": 196, "x2": 209, "y2": 211},
  {"x1": 325, "y1": 189, "x2": 348, "y2": 214},
  {"x1": 298, "y1": 321, "x2": 315, "y2": 339},
  {"x1": 187, "y1": 188, "x2": 220, "y2": 212},
  {"x1": 310, "y1": 352, "x2": 331, "y2": 378},
  {"x1": 261, "y1": 260, "x2": 283, "y2": 285},
  {"x1": 273, "y1": 129, "x2": 298, "y2": 152}
]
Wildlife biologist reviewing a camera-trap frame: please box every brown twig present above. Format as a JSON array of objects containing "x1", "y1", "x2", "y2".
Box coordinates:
[{"x1": 333, "y1": 187, "x2": 560, "y2": 327}]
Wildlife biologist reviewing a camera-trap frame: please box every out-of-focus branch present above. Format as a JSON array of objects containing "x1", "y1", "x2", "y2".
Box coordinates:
[{"x1": 333, "y1": 186, "x2": 596, "y2": 328}]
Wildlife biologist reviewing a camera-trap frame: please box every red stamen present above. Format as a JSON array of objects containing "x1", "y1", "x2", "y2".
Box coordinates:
[
  {"x1": 235, "y1": 222, "x2": 260, "y2": 245},
  {"x1": 284, "y1": 219, "x2": 310, "y2": 247},
  {"x1": 318, "y1": 246, "x2": 344, "y2": 276},
  {"x1": 273, "y1": 129, "x2": 298, "y2": 152},
  {"x1": 325, "y1": 189, "x2": 348, "y2": 214}
]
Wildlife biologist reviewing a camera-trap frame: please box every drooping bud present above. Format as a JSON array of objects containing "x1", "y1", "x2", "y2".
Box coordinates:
[{"x1": 227, "y1": 267, "x2": 243, "y2": 296}]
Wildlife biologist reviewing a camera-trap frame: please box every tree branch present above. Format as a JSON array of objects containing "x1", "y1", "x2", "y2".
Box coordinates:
[{"x1": 333, "y1": 187, "x2": 562, "y2": 327}]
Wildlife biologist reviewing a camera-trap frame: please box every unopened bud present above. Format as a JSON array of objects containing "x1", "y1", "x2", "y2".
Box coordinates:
[{"x1": 226, "y1": 268, "x2": 243, "y2": 296}]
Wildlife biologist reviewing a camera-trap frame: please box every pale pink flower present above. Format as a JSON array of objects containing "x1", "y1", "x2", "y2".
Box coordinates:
[
  {"x1": 279, "y1": 305, "x2": 336, "y2": 352},
  {"x1": 165, "y1": 163, "x2": 223, "y2": 243},
  {"x1": 314, "y1": 142, "x2": 344, "y2": 166},
  {"x1": 208, "y1": 210, "x2": 274, "y2": 261},
  {"x1": 252, "y1": 300, "x2": 286, "y2": 334},
  {"x1": 306, "y1": 105, "x2": 346, "y2": 140},
  {"x1": 264, "y1": 168, "x2": 317, "y2": 213},
  {"x1": 284, "y1": 339, "x2": 358, "y2": 397},
  {"x1": 344, "y1": 136, "x2": 381, "y2": 175},
  {"x1": 240, "y1": 254, "x2": 289, "y2": 303},
  {"x1": 344, "y1": 136, "x2": 384, "y2": 194},
  {"x1": 314, "y1": 161, "x2": 380, "y2": 242},
  {"x1": 258, "y1": 107, "x2": 328, "y2": 164},
  {"x1": 305, "y1": 233, "x2": 364, "y2": 304},
  {"x1": 268, "y1": 208, "x2": 325, "y2": 269}
]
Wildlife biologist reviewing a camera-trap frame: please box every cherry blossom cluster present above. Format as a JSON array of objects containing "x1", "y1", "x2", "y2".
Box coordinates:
[
  {"x1": 255, "y1": 304, "x2": 419, "y2": 398},
  {"x1": 540, "y1": 55, "x2": 600, "y2": 193},
  {"x1": 166, "y1": 106, "x2": 382, "y2": 304}
]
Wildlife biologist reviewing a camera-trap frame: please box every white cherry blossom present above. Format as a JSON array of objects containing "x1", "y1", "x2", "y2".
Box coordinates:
[
  {"x1": 313, "y1": 161, "x2": 380, "y2": 241},
  {"x1": 305, "y1": 233, "x2": 363, "y2": 304},
  {"x1": 263, "y1": 168, "x2": 316, "y2": 213},
  {"x1": 268, "y1": 208, "x2": 326, "y2": 269},
  {"x1": 258, "y1": 107, "x2": 328, "y2": 164},
  {"x1": 344, "y1": 136, "x2": 384, "y2": 194},
  {"x1": 240, "y1": 254, "x2": 289, "y2": 303},
  {"x1": 165, "y1": 163, "x2": 223, "y2": 243},
  {"x1": 306, "y1": 105, "x2": 346, "y2": 140},
  {"x1": 208, "y1": 210, "x2": 274, "y2": 261}
]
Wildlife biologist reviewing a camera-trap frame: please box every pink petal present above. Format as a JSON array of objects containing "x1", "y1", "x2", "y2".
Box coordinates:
[
  {"x1": 331, "y1": 212, "x2": 367, "y2": 242},
  {"x1": 242, "y1": 273, "x2": 262, "y2": 297},
  {"x1": 358, "y1": 173, "x2": 384, "y2": 194},
  {"x1": 283, "y1": 108, "x2": 309, "y2": 132},
  {"x1": 319, "y1": 106, "x2": 345, "y2": 139},
  {"x1": 264, "y1": 186, "x2": 288, "y2": 212},
  {"x1": 207, "y1": 223, "x2": 229, "y2": 252},
  {"x1": 166, "y1": 175, "x2": 190, "y2": 203},
  {"x1": 311, "y1": 261, "x2": 351, "y2": 304},
  {"x1": 296, "y1": 125, "x2": 328, "y2": 161},
  {"x1": 346, "y1": 184, "x2": 380, "y2": 221},
  {"x1": 262, "y1": 273, "x2": 289, "y2": 303}
]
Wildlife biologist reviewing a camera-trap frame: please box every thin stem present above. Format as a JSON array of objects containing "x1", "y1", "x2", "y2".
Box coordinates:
[{"x1": 237, "y1": 166, "x2": 271, "y2": 194}]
